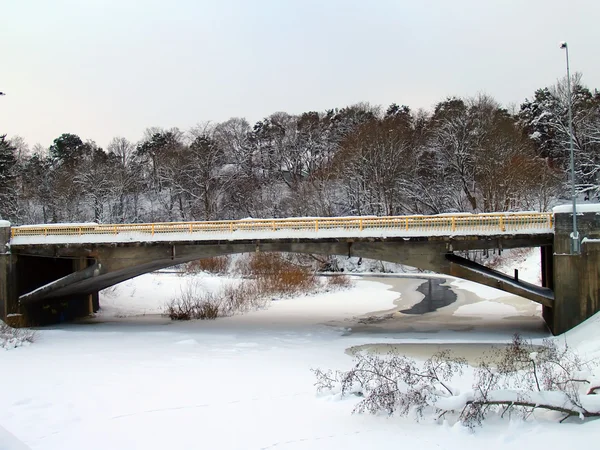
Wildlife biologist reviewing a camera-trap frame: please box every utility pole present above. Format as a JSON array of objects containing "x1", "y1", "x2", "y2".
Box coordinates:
[{"x1": 560, "y1": 41, "x2": 580, "y2": 254}]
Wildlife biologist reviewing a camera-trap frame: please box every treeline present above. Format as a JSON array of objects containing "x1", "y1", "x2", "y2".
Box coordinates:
[{"x1": 0, "y1": 75, "x2": 599, "y2": 225}]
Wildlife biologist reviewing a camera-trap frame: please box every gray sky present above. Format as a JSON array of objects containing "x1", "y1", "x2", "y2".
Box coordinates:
[{"x1": 2, "y1": 0, "x2": 599, "y2": 150}]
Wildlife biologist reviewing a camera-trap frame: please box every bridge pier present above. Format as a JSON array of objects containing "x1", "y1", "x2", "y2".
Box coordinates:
[
  {"x1": 550, "y1": 210, "x2": 600, "y2": 335},
  {"x1": 0, "y1": 223, "x2": 18, "y2": 321}
]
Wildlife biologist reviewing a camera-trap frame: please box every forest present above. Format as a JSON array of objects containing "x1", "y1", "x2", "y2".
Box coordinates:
[{"x1": 0, "y1": 75, "x2": 599, "y2": 225}]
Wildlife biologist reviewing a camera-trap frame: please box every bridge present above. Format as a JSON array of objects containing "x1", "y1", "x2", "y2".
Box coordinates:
[{"x1": 1, "y1": 208, "x2": 599, "y2": 334}]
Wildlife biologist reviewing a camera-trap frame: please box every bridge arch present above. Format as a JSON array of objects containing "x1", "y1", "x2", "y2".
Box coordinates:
[{"x1": 15, "y1": 238, "x2": 552, "y2": 319}]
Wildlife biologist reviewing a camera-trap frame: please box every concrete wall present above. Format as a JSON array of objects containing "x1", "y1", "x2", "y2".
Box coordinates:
[
  {"x1": 552, "y1": 211, "x2": 600, "y2": 334},
  {"x1": 0, "y1": 225, "x2": 17, "y2": 320}
]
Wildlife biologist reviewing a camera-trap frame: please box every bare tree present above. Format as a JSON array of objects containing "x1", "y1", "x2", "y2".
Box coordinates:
[{"x1": 314, "y1": 334, "x2": 600, "y2": 428}]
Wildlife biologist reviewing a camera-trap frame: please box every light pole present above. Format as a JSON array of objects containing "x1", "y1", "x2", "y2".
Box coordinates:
[{"x1": 560, "y1": 41, "x2": 580, "y2": 254}]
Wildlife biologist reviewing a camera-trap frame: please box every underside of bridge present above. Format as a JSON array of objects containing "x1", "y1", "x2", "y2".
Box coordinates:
[
  {"x1": 2, "y1": 212, "x2": 600, "y2": 335},
  {"x1": 2, "y1": 233, "x2": 555, "y2": 326}
]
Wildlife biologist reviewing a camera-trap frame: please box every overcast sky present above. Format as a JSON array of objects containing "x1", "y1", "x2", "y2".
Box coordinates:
[{"x1": 1, "y1": 0, "x2": 599, "y2": 149}]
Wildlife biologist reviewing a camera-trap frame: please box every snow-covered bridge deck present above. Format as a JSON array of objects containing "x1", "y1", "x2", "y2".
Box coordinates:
[
  {"x1": 5, "y1": 209, "x2": 600, "y2": 335},
  {"x1": 10, "y1": 212, "x2": 554, "y2": 245}
]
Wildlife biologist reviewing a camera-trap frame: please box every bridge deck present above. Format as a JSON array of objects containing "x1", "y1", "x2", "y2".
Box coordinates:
[{"x1": 10, "y1": 213, "x2": 554, "y2": 245}]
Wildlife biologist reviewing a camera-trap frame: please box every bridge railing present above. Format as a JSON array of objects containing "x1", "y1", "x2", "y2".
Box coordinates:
[{"x1": 11, "y1": 213, "x2": 554, "y2": 238}]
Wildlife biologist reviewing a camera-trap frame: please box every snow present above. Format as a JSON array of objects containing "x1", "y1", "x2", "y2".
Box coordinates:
[
  {"x1": 15, "y1": 222, "x2": 98, "y2": 228},
  {"x1": 98, "y1": 273, "x2": 397, "y2": 323},
  {"x1": 453, "y1": 301, "x2": 519, "y2": 317},
  {"x1": 581, "y1": 237, "x2": 600, "y2": 244},
  {"x1": 436, "y1": 385, "x2": 600, "y2": 417},
  {"x1": 562, "y1": 306, "x2": 600, "y2": 358},
  {"x1": 492, "y1": 248, "x2": 543, "y2": 285},
  {"x1": 10, "y1": 225, "x2": 553, "y2": 246},
  {"x1": 0, "y1": 220, "x2": 10, "y2": 227},
  {"x1": 553, "y1": 203, "x2": 600, "y2": 213},
  {"x1": 2, "y1": 264, "x2": 600, "y2": 449},
  {"x1": 0, "y1": 425, "x2": 30, "y2": 450},
  {"x1": 530, "y1": 131, "x2": 542, "y2": 139}
]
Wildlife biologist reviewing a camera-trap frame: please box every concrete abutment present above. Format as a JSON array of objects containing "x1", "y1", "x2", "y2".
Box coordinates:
[
  {"x1": 0, "y1": 224, "x2": 18, "y2": 321},
  {"x1": 550, "y1": 210, "x2": 600, "y2": 335},
  {"x1": 1, "y1": 223, "x2": 99, "y2": 325}
]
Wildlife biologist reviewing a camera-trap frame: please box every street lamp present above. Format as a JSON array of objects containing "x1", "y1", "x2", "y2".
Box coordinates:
[
  {"x1": 0, "y1": 92, "x2": 5, "y2": 96},
  {"x1": 560, "y1": 41, "x2": 580, "y2": 254}
]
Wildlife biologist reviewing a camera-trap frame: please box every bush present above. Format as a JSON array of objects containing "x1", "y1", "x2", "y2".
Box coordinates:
[
  {"x1": 166, "y1": 280, "x2": 267, "y2": 320},
  {"x1": 221, "y1": 282, "x2": 266, "y2": 314},
  {"x1": 168, "y1": 253, "x2": 353, "y2": 321},
  {"x1": 238, "y1": 253, "x2": 318, "y2": 296},
  {"x1": 0, "y1": 320, "x2": 36, "y2": 350},
  {"x1": 184, "y1": 256, "x2": 230, "y2": 275},
  {"x1": 166, "y1": 281, "x2": 222, "y2": 320},
  {"x1": 325, "y1": 274, "x2": 354, "y2": 290},
  {"x1": 313, "y1": 334, "x2": 600, "y2": 427}
]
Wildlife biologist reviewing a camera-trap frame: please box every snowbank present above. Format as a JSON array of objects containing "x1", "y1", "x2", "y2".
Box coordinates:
[
  {"x1": 553, "y1": 203, "x2": 600, "y2": 213},
  {"x1": 0, "y1": 425, "x2": 31, "y2": 450},
  {"x1": 0, "y1": 220, "x2": 10, "y2": 227},
  {"x1": 562, "y1": 311, "x2": 600, "y2": 357}
]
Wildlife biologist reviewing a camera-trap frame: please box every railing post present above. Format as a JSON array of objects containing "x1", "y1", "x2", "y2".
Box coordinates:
[
  {"x1": 78, "y1": 227, "x2": 82, "y2": 235},
  {"x1": 451, "y1": 217, "x2": 456, "y2": 232},
  {"x1": 359, "y1": 218, "x2": 363, "y2": 231},
  {"x1": 230, "y1": 222, "x2": 233, "y2": 233},
  {"x1": 189, "y1": 224, "x2": 192, "y2": 233},
  {"x1": 152, "y1": 224, "x2": 155, "y2": 236},
  {"x1": 272, "y1": 220, "x2": 276, "y2": 231},
  {"x1": 315, "y1": 220, "x2": 319, "y2": 232},
  {"x1": 500, "y1": 216, "x2": 505, "y2": 232},
  {"x1": 405, "y1": 217, "x2": 409, "y2": 231}
]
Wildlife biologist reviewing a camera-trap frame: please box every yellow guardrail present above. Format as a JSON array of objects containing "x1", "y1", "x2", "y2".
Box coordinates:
[{"x1": 11, "y1": 213, "x2": 554, "y2": 238}]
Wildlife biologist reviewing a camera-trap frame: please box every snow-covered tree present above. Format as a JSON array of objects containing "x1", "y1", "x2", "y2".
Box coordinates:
[{"x1": 0, "y1": 135, "x2": 18, "y2": 220}]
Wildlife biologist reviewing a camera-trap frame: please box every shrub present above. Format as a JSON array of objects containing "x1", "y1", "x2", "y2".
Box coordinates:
[
  {"x1": 195, "y1": 293, "x2": 221, "y2": 319},
  {"x1": 184, "y1": 256, "x2": 230, "y2": 275},
  {"x1": 0, "y1": 320, "x2": 36, "y2": 350},
  {"x1": 169, "y1": 253, "x2": 352, "y2": 321},
  {"x1": 221, "y1": 282, "x2": 266, "y2": 314},
  {"x1": 241, "y1": 253, "x2": 318, "y2": 297},
  {"x1": 166, "y1": 281, "x2": 221, "y2": 320},
  {"x1": 166, "y1": 280, "x2": 267, "y2": 320},
  {"x1": 165, "y1": 293, "x2": 196, "y2": 320},
  {"x1": 325, "y1": 274, "x2": 354, "y2": 290}
]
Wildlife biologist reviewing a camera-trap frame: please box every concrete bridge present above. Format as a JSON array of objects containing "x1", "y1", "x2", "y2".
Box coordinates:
[{"x1": 1, "y1": 209, "x2": 599, "y2": 335}]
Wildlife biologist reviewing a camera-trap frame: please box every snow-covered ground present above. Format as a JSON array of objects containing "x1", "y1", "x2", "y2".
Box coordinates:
[{"x1": 1, "y1": 248, "x2": 599, "y2": 450}]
